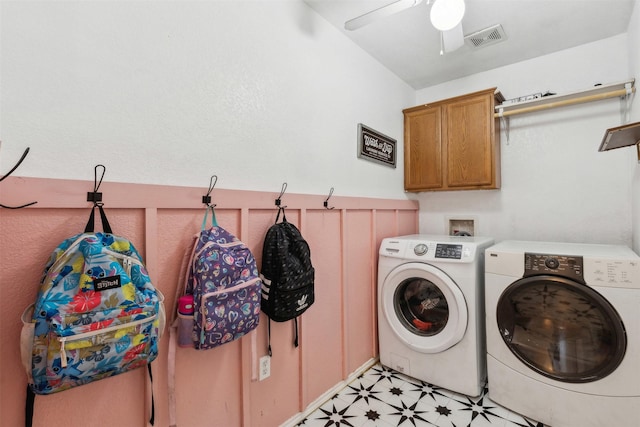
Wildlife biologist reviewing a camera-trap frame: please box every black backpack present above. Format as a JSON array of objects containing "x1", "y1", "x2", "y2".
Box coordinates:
[{"x1": 260, "y1": 207, "x2": 314, "y2": 354}]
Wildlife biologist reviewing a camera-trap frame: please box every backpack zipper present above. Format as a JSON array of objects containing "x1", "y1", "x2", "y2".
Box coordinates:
[
  {"x1": 102, "y1": 248, "x2": 142, "y2": 276},
  {"x1": 121, "y1": 256, "x2": 133, "y2": 276},
  {"x1": 58, "y1": 314, "x2": 157, "y2": 367}
]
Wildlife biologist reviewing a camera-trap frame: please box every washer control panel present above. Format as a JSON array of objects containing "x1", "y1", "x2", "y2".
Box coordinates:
[
  {"x1": 523, "y1": 252, "x2": 584, "y2": 283},
  {"x1": 379, "y1": 236, "x2": 493, "y2": 263},
  {"x1": 435, "y1": 243, "x2": 463, "y2": 259}
]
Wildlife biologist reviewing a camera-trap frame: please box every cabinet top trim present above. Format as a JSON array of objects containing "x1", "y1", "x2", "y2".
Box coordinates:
[{"x1": 403, "y1": 87, "x2": 502, "y2": 113}]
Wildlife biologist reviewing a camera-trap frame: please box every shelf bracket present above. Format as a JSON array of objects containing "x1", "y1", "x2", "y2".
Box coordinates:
[
  {"x1": 498, "y1": 108, "x2": 510, "y2": 144},
  {"x1": 622, "y1": 82, "x2": 634, "y2": 124}
]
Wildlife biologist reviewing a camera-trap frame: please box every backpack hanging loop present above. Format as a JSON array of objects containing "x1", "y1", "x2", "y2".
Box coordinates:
[
  {"x1": 323, "y1": 187, "x2": 335, "y2": 210},
  {"x1": 87, "y1": 164, "x2": 106, "y2": 205},
  {"x1": 275, "y1": 206, "x2": 287, "y2": 223},
  {"x1": 202, "y1": 175, "x2": 217, "y2": 207}
]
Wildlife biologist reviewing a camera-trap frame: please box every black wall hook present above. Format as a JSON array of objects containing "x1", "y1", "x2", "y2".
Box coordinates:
[
  {"x1": 324, "y1": 187, "x2": 335, "y2": 210},
  {"x1": 84, "y1": 165, "x2": 112, "y2": 234},
  {"x1": 275, "y1": 182, "x2": 287, "y2": 208},
  {"x1": 87, "y1": 164, "x2": 106, "y2": 205},
  {"x1": 0, "y1": 146, "x2": 38, "y2": 209},
  {"x1": 202, "y1": 175, "x2": 217, "y2": 207}
]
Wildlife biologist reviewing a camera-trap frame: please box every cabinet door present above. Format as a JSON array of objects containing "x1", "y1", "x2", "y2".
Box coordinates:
[
  {"x1": 445, "y1": 93, "x2": 494, "y2": 188},
  {"x1": 404, "y1": 106, "x2": 442, "y2": 191}
]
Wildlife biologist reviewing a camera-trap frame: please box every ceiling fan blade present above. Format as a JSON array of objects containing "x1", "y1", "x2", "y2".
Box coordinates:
[
  {"x1": 345, "y1": 0, "x2": 424, "y2": 31},
  {"x1": 441, "y1": 22, "x2": 464, "y2": 53}
]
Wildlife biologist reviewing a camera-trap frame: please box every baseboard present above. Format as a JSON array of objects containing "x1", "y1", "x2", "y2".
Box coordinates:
[{"x1": 280, "y1": 357, "x2": 379, "y2": 427}]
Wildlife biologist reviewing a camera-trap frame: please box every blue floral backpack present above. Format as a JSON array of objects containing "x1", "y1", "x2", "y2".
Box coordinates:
[{"x1": 20, "y1": 204, "x2": 165, "y2": 427}]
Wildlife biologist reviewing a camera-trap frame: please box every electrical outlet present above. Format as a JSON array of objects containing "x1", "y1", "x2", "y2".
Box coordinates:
[{"x1": 259, "y1": 355, "x2": 271, "y2": 381}]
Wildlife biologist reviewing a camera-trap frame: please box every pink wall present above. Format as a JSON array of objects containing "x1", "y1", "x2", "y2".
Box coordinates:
[{"x1": 0, "y1": 176, "x2": 418, "y2": 427}]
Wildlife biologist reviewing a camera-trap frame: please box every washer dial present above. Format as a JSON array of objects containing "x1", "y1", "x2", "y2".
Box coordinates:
[
  {"x1": 545, "y1": 257, "x2": 560, "y2": 269},
  {"x1": 414, "y1": 243, "x2": 428, "y2": 256}
]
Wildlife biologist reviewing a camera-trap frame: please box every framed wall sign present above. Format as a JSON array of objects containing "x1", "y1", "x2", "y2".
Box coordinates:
[{"x1": 356, "y1": 123, "x2": 397, "y2": 168}]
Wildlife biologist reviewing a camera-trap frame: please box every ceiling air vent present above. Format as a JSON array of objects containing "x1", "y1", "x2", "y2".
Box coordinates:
[{"x1": 464, "y1": 24, "x2": 507, "y2": 49}]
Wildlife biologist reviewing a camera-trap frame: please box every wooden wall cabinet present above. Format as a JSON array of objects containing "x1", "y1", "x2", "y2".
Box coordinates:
[{"x1": 403, "y1": 88, "x2": 504, "y2": 192}]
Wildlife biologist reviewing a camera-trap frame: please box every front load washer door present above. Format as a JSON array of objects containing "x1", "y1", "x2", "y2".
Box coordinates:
[
  {"x1": 496, "y1": 275, "x2": 627, "y2": 383},
  {"x1": 381, "y1": 262, "x2": 468, "y2": 353}
]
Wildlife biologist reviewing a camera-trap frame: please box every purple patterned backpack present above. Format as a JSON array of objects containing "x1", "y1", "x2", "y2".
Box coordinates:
[{"x1": 182, "y1": 207, "x2": 261, "y2": 350}]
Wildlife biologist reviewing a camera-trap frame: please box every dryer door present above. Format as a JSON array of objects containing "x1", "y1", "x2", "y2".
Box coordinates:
[
  {"x1": 496, "y1": 275, "x2": 627, "y2": 383},
  {"x1": 381, "y1": 262, "x2": 467, "y2": 354}
]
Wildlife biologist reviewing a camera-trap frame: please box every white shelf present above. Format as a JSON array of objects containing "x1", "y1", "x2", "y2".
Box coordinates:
[{"x1": 495, "y1": 79, "x2": 635, "y2": 118}]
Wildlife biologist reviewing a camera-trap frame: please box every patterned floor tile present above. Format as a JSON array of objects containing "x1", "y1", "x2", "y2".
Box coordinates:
[
  {"x1": 298, "y1": 363, "x2": 546, "y2": 427},
  {"x1": 302, "y1": 397, "x2": 362, "y2": 427},
  {"x1": 347, "y1": 397, "x2": 400, "y2": 427}
]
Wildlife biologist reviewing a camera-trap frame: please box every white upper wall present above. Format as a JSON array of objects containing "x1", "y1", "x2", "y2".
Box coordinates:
[
  {"x1": 629, "y1": 0, "x2": 640, "y2": 253},
  {"x1": 412, "y1": 34, "x2": 635, "y2": 246},
  {"x1": 0, "y1": 1, "x2": 414, "y2": 199},
  {"x1": 3, "y1": 1, "x2": 638, "y2": 247}
]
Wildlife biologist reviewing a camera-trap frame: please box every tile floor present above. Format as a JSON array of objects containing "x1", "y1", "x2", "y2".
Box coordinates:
[{"x1": 297, "y1": 363, "x2": 544, "y2": 427}]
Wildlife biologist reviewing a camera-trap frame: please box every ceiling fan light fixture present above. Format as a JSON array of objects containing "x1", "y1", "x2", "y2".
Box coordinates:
[{"x1": 430, "y1": 0, "x2": 466, "y2": 31}]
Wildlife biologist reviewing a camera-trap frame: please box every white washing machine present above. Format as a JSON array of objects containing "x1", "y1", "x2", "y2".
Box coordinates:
[
  {"x1": 378, "y1": 234, "x2": 494, "y2": 397},
  {"x1": 485, "y1": 240, "x2": 640, "y2": 427}
]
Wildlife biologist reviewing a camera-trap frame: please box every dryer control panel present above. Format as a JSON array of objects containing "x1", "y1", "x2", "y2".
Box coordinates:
[{"x1": 523, "y1": 252, "x2": 585, "y2": 284}]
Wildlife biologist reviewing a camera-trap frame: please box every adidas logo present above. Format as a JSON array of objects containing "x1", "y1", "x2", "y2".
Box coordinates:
[{"x1": 296, "y1": 294, "x2": 309, "y2": 311}]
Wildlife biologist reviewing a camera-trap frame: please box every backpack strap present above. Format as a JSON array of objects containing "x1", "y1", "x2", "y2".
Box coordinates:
[
  {"x1": 168, "y1": 233, "x2": 200, "y2": 427},
  {"x1": 267, "y1": 319, "x2": 272, "y2": 357},
  {"x1": 267, "y1": 317, "x2": 299, "y2": 357},
  {"x1": 25, "y1": 386, "x2": 34, "y2": 427},
  {"x1": 147, "y1": 364, "x2": 155, "y2": 426}
]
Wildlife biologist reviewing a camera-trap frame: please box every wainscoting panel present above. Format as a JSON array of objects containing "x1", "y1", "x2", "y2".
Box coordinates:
[{"x1": 0, "y1": 176, "x2": 418, "y2": 427}]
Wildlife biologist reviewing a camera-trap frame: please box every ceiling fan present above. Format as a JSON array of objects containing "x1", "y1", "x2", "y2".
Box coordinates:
[{"x1": 344, "y1": 0, "x2": 467, "y2": 55}]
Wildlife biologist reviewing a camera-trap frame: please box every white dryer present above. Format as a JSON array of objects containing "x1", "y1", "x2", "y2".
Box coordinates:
[
  {"x1": 485, "y1": 240, "x2": 640, "y2": 427},
  {"x1": 378, "y1": 234, "x2": 494, "y2": 397}
]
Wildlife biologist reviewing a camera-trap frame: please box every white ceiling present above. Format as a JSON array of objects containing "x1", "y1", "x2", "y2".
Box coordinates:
[{"x1": 303, "y1": 0, "x2": 635, "y2": 89}]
